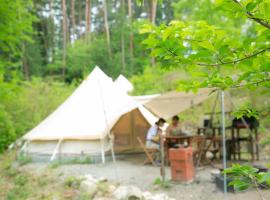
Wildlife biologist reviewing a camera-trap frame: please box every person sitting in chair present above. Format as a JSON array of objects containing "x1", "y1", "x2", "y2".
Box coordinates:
[
  {"x1": 146, "y1": 118, "x2": 166, "y2": 149},
  {"x1": 166, "y1": 115, "x2": 183, "y2": 136}
]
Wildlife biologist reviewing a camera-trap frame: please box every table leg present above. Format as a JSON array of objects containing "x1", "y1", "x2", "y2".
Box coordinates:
[
  {"x1": 255, "y1": 129, "x2": 259, "y2": 160},
  {"x1": 231, "y1": 128, "x2": 236, "y2": 160},
  {"x1": 250, "y1": 133, "x2": 254, "y2": 162},
  {"x1": 237, "y1": 128, "x2": 241, "y2": 160}
]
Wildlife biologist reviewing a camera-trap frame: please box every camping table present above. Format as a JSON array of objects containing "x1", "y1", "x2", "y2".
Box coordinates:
[{"x1": 165, "y1": 135, "x2": 194, "y2": 147}]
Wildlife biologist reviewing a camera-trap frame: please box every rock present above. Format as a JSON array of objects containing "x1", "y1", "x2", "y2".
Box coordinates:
[
  {"x1": 108, "y1": 184, "x2": 117, "y2": 193},
  {"x1": 98, "y1": 177, "x2": 108, "y2": 182},
  {"x1": 113, "y1": 185, "x2": 142, "y2": 200},
  {"x1": 84, "y1": 174, "x2": 98, "y2": 183},
  {"x1": 80, "y1": 180, "x2": 98, "y2": 198},
  {"x1": 94, "y1": 198, "x2": 115, "y2": 200},
  {"x1": 151, "y1": 193, "x2": 170, "y2": 200},
  {"x1": 142, "y1": 191, "x2": 153, "y2": 200}
]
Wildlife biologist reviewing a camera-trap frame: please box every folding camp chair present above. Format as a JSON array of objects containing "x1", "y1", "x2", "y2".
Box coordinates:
[{"x1": 137, "y1": 137, "x2": 158, "y2": 166}]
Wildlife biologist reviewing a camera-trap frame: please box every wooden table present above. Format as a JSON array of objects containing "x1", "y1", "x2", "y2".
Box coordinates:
[{"x1": 165, "y1": 135, "x2": 194, "y2": 147}]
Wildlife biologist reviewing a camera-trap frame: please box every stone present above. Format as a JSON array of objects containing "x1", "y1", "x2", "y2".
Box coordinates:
[
  {"x1": 80, "y1": 180, "x2": 98, "y2": 198},
  {"x1": 151, "y1": 193, "x2": 170, "y2": 200},
  {"x1": 93, "y1": 198, "x2": 115, "y2": 200},
  {"x1": 108, "y1": 184, "x2": 117, "y2": 193},
  {"x1": 142, "y1": 191, "x2": 154, "y2": 200},
  {"x1": 112, "y1": 185, "x2": 142, "y2": 200},
  {"x1": 84, "y1": 174, "x2": 98, "y2": 183},
  {"x1": 98, "y1": 177, "x2": 108, "y2": 182}
]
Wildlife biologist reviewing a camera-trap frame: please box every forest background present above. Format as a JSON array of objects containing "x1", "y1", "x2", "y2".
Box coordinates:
[{"x1": 0, "y1": 0, "x2": 269, "y2": 153}]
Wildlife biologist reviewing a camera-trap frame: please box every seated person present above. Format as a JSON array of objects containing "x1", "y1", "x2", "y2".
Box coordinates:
[
  {"x1": 166, "y1": 115, "x2": 183, "y2": 136},
  {"x1": 146, "y1": 118, "x2": 166, "y2": 149},
  {"x1": 166, "y1": 115, "x2": 186, "y2": 148}
]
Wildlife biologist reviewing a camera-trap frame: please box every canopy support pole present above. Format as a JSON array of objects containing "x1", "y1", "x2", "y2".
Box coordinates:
[
  {"x1": 50, "y1": 139, "x2": 63, "y2": 162},
  {"x1": 220, "y1": 90, "x2": 227, "y2": 197}
]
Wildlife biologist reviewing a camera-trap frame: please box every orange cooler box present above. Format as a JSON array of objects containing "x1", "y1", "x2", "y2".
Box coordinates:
[{"x1": 169, "y1": 147, "x2": 195, "y2": 182}]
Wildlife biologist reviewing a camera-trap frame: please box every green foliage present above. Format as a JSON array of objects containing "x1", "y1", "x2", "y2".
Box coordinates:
[
  {"x1": 224, "y1": 164, "x2": 270, "y2": 197},
  {"x1": 131, "y1": 66, "x2": 187, "y2": 95},
  {"x1": 140, "y1": 1, "x2": 270, "y2": 91},
  {"x1": 17, "y1": 153, "x2": 32, "y2": 166},
  {"x1": 7, "y1": 174, "x2": 31, "y2": 200},
  {"x1": 232, "y1": 103, "x2": 260, "y2": 119},
  {"x1": 0, "y1": 79, "x2": 74, "y2": 153},
  {"x1": 64, "y1": 176, "x2": 82, "y2": 189},
  {"x1": 0, "y1": 105, "x2": 16, "y2": 153},
  {"x1": 0, "y1": 0, "x2": 36, "y2": 77},
  {"x1": 153, "y1": 177, "x2": 171, "y2": 189}
]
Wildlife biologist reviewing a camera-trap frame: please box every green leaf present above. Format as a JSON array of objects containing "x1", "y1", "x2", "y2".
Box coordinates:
[
  {"x1": 198, "y1": 41, "x2": 215, "y2": 52},
  {"x1": 259, "y1": 172, "x2": 270, "y2": 183},
  {"x1": 246, "y1": 2, "x2": 257, "y2": 12},
  {"x1": 231, "y1": 179, "x2": 250, "y2": 191}
]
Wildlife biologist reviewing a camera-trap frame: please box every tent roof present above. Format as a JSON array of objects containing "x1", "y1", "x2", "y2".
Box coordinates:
[
  {"x1": 114, "y1": 74, "x2": 134, "y2": 94},
  {"x1": 23, "y1": 67, "x2": 139, "y2": 141},
  {"x1": 141, "y1": 88, "x2": 212, "y2": 119}
]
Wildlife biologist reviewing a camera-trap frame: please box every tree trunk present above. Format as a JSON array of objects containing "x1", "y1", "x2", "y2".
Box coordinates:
[
  {"x1": 61, "y1": 0, "x2": 67, "y2": 78},
  {"x1": 149, "y1": 0, "x2": 157, "y2": 24},
  {"x1": 102, "y1": 0, "x2": 112, "y2": 59},
  {"x1": 149, "y1": 0, "x2": 157, "y2": 66},
  {"x1": 128, "y1": 0, "x2": 134, "y2": 58},
  {"x1": 78, "y1": 0, "x2": 82, "y2": 37},
  {"x1": 71, "y1": 0, "x2": 76, "y2": 40},
  {"x1": 49, "y1": 0, "x2": 55, "y2": 61},
  {"x1": 85, "y1": 0, "x2": 91, "y2": 42},
  {"x1": 120, "y1": 0, "x2": 126, "y2": 71},
  {"x1": 22, "y1": 42, "x2": 30, "y2": 80}
]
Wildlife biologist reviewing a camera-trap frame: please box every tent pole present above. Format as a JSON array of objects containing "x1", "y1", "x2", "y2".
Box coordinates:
[
  {"x1": 100, "y1": 138, "x2": 106, "y2": 164},
  {"x1": 220, "y1": 90, "x2": 227, "y2": 197},
  {"x1": 20, "y1": 140, "x2": 29, "y2": 154},
  {"x1": 50, "y1": 139, "x2": 63, "y2": 162},
  {"x1": 109, "y1": 132, "x2": 118, "y2": 180}
]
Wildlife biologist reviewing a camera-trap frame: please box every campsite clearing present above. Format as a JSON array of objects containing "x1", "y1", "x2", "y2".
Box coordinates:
[{"x1": 11, "y1": 154, "x2": 270, "y2": 200}]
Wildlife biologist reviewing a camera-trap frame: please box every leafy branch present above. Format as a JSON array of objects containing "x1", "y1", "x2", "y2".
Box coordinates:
[
  {"x1": 224, "y1": 164, "x2": 270, "y2": 200},
  {"x1": 232, "y1": 0, "x2": 270, "y2": 29},
  {"x1": 166, "y1": 46, "x2": 270, "y2": 67}
]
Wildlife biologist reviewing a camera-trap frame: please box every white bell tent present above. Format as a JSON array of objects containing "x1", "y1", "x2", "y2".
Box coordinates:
[{"x1": 22, "y1": 67, "x2": 148, "y2": 162}]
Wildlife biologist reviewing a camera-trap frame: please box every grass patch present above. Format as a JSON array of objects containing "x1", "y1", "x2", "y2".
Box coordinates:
[
  {"x1": 64, "y1": 176, "x2": 83, "y2": 189},
  {"x1": 153, "y1": 177, "x2": 172, "y2": 189},
  {"x1": 48, "y1": 156, "x2": 92, "y2": 169},
  {"x1": 17, "y1": 153, "x2": 32, "y2": 166}
]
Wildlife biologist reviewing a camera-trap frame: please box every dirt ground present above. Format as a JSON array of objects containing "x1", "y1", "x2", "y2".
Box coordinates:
[{"x1": 22, "y1": 154, "x2": 270, "y2": 200}]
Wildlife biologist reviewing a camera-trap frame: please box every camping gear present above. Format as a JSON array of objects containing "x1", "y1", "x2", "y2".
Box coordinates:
[{"x1": 169, "y1": 147, "x2": 194, "y2": 182}]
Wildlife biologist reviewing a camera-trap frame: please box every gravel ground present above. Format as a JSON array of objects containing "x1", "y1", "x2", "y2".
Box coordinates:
[{"x1": 23, "y1": 154, "x2": 270, "y2": 200}]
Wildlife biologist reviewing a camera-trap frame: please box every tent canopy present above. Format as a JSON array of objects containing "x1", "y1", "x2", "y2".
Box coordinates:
[{"x1": 134, "y1": 88, "x2": 212, "y2": 119}]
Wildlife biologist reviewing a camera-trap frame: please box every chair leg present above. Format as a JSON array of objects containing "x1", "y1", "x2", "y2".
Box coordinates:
[{"x1": 144, "y1": 150, "x2": 157, "y2": 166}]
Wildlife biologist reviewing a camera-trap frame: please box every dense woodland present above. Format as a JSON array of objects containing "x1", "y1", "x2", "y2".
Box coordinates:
[{"x1": 0, "y1": 0, "x2": 270, "y2": 153}]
